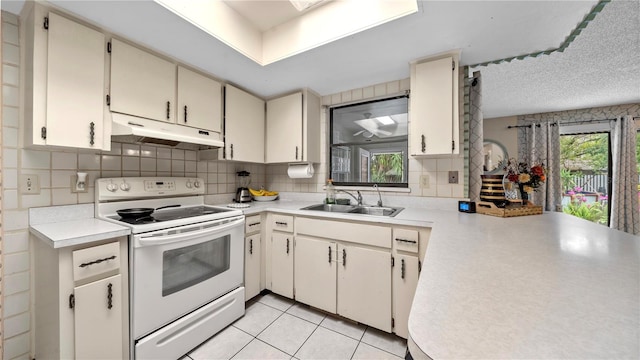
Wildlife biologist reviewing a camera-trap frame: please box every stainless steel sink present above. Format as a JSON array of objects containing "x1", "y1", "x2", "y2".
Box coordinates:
[
  {"x1": 300, "y1": 204, "x2": 403, "y2": 217},
  {"x1": 348, "y1": 206, "x2": 403, "y2": 217},
  {"x1": 300, "y1": 204, "x2": 357, "y2": 213}
]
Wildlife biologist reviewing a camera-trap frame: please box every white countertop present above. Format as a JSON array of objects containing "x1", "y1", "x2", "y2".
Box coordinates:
[
  {"x1": 407, "y1": 210, "x2": 639, "y2": 359},
  {"x1": 29, "y1": 204, "x2": 131, "y2": 249},
  {"x1": 30, "y1": 218, "x2": 131, "y2": 249},
  {"x1": 217, "y1": 198, "x2": 639, "y2": 358}
]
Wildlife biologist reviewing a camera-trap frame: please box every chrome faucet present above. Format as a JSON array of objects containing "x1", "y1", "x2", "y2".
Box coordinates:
[
  {"x1": 339, "y1": 190, "x2": 363, "y2": 206},
  {"x1": 373, "y1": 184, "x2": 383, "y2": 207}
]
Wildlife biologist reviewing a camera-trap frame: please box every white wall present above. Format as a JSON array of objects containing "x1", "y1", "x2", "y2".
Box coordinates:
[{"x1": 483, "y1": 115, "x2": 518, "y2": 162}]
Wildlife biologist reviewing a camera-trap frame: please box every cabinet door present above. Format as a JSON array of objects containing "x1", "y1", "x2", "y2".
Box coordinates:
[
  {"x1": 410, "y1": 56, "x2": 456, "y2": 155},
  {"x1": 392, "y1": 255, "x2": 419, "y2": 338},
  {"x1": 337, "y1": 245, "x2": 392, "y2": 331},
  {"x1": 270, "y1": 232, "x2": 294, "y2": 298},
  {"x1": 177, "y1": 66, "x2": 222, "y2": 132},
  {"x1": 46, "y1": 13, "x2": 105, "y2": 149},
  {"x1": 225, "y1": 85, "x2": 265, "y2": 163},
  {"x1": 294, "y1": 236, "x2": 337, "y2": 313},
  {"x1": 245, "y1": 233, "x2": 262, "y2": 301},
  {"x1": 74, "y1": 274, "x2": 123, "y2": 359},
  {"x1": 266, "y1": 92, "x2": 302, "y2": 163},
  {"x1": 110, "y1": 39, "x2": 176, "y2": 122}
]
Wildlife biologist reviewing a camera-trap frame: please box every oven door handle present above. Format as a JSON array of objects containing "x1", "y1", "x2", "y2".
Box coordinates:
[{"x1": 137, "y1": 218, "x2": 244, "y2": 247}]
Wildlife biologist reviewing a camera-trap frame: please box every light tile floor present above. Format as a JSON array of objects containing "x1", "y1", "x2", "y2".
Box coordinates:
[{"x1": 185, "y1": 293, "x2": 407, "y2": 360}]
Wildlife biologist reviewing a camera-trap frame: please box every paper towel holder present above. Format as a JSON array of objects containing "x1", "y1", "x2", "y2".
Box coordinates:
[{"x1": 287, "y1": 162, "x2": 315, "y2": 179}]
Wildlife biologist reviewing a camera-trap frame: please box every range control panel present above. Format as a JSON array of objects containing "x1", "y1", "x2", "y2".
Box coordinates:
[{"x1": 96, "y1": 177, "x2": 204, "y2": 201}]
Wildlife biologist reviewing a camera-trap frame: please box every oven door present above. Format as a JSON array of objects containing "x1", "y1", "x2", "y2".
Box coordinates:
[{"x1": 132, "y1": 215, "x2": 244, "y2": 339}]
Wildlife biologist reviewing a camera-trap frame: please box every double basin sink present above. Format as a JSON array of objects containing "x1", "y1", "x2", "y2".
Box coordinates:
[{"x1": 300, "y1": 204, "x2": 403, "y2": 217}]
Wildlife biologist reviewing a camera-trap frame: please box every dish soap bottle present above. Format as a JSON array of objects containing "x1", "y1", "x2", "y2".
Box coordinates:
[{"x1": 325, "y1": 179, "x2": 336, "y2": 204}]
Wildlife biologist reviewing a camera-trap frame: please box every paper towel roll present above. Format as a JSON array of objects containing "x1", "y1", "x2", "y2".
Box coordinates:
[{"x1": 288, "y1": 163, "x2": 315, "y2": 179}]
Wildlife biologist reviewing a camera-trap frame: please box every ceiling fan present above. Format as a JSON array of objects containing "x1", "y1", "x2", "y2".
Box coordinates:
[{"x1": 353, "y1": 113, "x2": 392, "y2": 138}]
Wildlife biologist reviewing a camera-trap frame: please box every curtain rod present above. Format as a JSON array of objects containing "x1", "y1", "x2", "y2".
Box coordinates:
[{"x1": 508, "y1": 116, "x2": 637, "y2": 130}]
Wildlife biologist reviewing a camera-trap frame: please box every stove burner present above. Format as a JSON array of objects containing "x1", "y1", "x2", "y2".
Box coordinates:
[
  {"x1": 109, "y1": 205, "x2": 232, "y2": 226},
  {"x1": 116, "y1": 216, "x2": 160, "y2": 225}
]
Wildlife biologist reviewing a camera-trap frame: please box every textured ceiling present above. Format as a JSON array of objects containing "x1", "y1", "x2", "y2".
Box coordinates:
[
  {"x1": 1, "y1": 0, "x2": 637, "y2": 119},
  {"x1": 474, "y1": 0, "x2": 640, "y2": 118}
]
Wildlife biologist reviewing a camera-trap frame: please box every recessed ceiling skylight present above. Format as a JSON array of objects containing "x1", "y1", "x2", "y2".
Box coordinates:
[
  {"x1": 155, "y1": 0, "x2": 418, "y2": 66},
  {"x1": 376, "y1": 116, "x2": 395, "y2": 125},
  {"x1": 289, "y1": 0, "x2": 327, "y2": 12}
]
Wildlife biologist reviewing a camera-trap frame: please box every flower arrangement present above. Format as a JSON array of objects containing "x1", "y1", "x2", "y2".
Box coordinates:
[{"x1": 503, "y1": 158, "x2": 546, "y2": 194}]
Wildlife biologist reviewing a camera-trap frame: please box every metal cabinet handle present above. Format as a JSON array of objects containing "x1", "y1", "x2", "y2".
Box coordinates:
[
  {"x1": 328, "y1": 246, "x2": 332, "y2": 264},
  {"x1": 421, "y1": 134, "x2": 426, "y2": 153},
  {"x1": 184, "y1": 105, "x2": 188, "y2": 123},
  {"x1": 395, "y1": 238, "x2": 417, "y2": 244},
  {"x1": 107, "y1": 283, "x2": 113, "y2": 309},
  {"x1": 89, "y1": 122, "x2": 95, "y2": 146},
  {"x1": 295, "y1": 146, "x2": 299, "y2": 160},
  {"x1": 249, "y1": 238, "x2": 253, "y2": 255},
  {"x1": 166, "y1": 101, "x2": 171, "y2": 120},
  {"x1": 79, "y1": 255, "x2": 116, "y2": 268},
  {"x1": 342, "y1": 248, "x2": 346, "y2": 266},
  {"x1": 248, "y1": 222, "x2": 261, "y2": 227},
  {"x1": 401, "y1": 259, "x2": 406, "y2": 279},
  {"x1": 69, "y1": 294, "x2": 75, "y2": 309},
  {"x1": 230, "y1": 144, "x2": 234, "y2": 159},
  {"x1": 275, "y1": 221, "x2": 288, "y2": 226}
]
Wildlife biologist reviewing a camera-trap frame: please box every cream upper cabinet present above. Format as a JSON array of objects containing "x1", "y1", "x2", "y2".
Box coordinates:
[
  {"x1": 294, "y1": 236, "x2": 337, "y2": 313},
  {"x1": 409, "y1": 53, "x2": 460, "y2": 155},
  {"x1": 23, "y1": 7, "x2": 110, "y2": 150},
  {"x1": 110, "y1": 39, "x2": 176, "y2": 123},
  {"x1": 225, "y1": 85, "x2": 265, "y2": 163},
  {"x1": 177, "y1": 66, "x2": 222, "y2": 133},
  {"x1": 266, "y1": 89, "x2": 320, "y2": 163}
]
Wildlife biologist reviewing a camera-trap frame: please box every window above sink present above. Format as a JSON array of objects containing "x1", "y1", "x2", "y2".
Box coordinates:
[{"x1": 329, "y1": 95, "x2": 409, "y2": 188}]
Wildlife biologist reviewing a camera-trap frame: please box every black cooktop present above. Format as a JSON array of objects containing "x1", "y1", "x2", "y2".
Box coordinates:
[{"x1": 109, "y1": 205, "x2": 231, "y2": 225}]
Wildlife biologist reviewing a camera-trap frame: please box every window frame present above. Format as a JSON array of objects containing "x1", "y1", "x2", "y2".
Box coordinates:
[{"x1": 329, "y1": 95, "x2": 409, "y2": 188}]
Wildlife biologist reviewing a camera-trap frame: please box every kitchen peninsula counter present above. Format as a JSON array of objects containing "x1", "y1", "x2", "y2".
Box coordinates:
[
  {"x1": 406, "y1": 210, "x2": 639, "y2": 359},
  {"x1": 217, "y1": 198, "x2": 639, "y2": 358}
]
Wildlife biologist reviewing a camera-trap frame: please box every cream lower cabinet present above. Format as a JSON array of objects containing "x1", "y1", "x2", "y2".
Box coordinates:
[
  {"x1": 268, "y1": 214, "x2": 294, "y2": 298},
  {"x1": 295, "y1": 217, "x2": 393, "y2": 332},
  {"x1": 294, "y1": 236, "x2": 337, "y2": 313},
  {"x1": 74, "y1": 274, "x2": 123, "y2": 359},
  {"x1": 34, "y1": 237, "x2": 129, "y2": 359},
  {"x1": 338, "y1": 244, "x2": 392, "y2": 332},
  {"x1": 392, "y1": 227, "x2": 429, "y2": 338},
  {"x1": 244, "y1": 214, "x2": 263, "y2": 301}
]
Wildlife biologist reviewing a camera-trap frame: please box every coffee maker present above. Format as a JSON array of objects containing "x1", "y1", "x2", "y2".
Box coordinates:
[{"x1": 235, "y1": 171, "x2": 252, "y2": 203}]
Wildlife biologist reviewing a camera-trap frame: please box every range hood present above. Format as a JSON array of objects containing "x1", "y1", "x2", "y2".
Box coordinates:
[{"x1": 111, "y1": 113, "x2": 224, "y2": 148}]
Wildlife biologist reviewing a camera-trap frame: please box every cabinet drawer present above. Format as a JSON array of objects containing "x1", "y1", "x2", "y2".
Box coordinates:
[
  {"x1": 296, "y1": 217, "x2": 391, "y2": 249},
  {"x1": 393, "y1": 228, "x2": 419, "y2": 254},
  {"x1": 245, "y1": 215, "x2": 262, "y2": 234},
  {"x1": 271, "y1": 214, "x2": 293, "y2": 232},
  {"x1": 73, "y1": 242, "x2": 121, "y2": 282}
]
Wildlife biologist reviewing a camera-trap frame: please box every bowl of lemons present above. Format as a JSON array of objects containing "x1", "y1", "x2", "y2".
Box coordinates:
[{"x1": 249, "y1": 188, "x2": 279, "y2": 201}]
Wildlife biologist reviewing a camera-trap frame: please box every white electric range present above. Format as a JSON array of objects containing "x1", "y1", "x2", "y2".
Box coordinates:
[{"x1": 96, "y1": 177, "x2": 245, "y2": 360}]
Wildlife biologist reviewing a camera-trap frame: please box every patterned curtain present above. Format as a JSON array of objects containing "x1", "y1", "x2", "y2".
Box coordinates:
[
  {"x1": 468, "y1": 72, "x2": 483, "y2": 203},
  {"x1": 518, "y1": 122, "x2": 561, "y2": 211},
  {"x1": 610, "y1": 116, "x2": 639, "y2": 234}
]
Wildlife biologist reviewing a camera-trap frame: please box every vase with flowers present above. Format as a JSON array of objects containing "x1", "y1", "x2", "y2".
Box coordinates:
[{"x1": 503, "y1": 158, "x2": 546, "y2": 204}]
